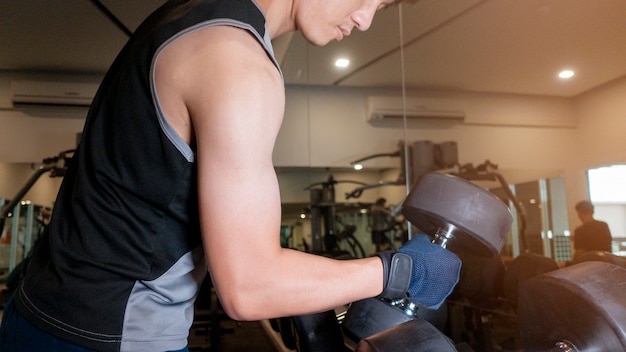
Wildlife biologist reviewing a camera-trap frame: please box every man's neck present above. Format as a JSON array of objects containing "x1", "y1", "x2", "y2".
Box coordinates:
[
  {"x1": 255, "y1": 0, "x2": 297, "y2": 39},
  {"x1": 581, "y1": 215, "x2": 595, "y2": 223}
]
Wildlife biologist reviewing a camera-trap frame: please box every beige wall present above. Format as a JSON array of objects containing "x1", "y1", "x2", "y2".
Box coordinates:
[
  {"x1": 564, "y1": 77, "x2": 626, "y2": 231},
  {"x1": 1, "y1": 74, "x2": 625, "y2": 232}
]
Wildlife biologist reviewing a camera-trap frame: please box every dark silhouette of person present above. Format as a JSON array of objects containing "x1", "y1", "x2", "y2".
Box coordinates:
[{"x1": 572, "y1": 200, "x2": 612, "y2": 260}]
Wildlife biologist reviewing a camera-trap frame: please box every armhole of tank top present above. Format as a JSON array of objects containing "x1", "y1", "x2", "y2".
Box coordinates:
[{"x1": 150, "y1": 18, "x2": 283, "y2": 164}]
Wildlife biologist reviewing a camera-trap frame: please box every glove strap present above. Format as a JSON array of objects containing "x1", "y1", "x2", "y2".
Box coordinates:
[{"x1": 375, "y1": 251, "x2": 412, "y2": 300}]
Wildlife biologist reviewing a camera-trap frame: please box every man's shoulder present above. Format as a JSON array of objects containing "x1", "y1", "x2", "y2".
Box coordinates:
[
  {"x1": 579, "y1": 220, "x2": 612, "y2": 235},
  {"x1": 591, "y1": 220, "x2": 610, "y2": 228}
]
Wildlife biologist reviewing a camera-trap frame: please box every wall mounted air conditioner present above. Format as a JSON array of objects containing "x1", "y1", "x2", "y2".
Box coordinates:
[
  {"x1": 10, "y1": 80, "x2": 98, "y2": 118},
  {"x1": 366, "y1": 96, "x2": 465, "y2": 128}
]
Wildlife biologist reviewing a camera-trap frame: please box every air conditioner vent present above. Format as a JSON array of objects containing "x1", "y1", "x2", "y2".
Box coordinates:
[
  {"x1": 10, "y1": 80, "x2": 98, "y2": 108},
  {"x1": 367, "y1": 96, "x2": 465, "y2": 128}
]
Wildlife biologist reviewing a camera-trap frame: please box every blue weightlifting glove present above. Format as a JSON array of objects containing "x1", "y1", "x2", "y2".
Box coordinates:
[
  {"x1": 375, "y1": 250, "x2": 413, "y2": 300},
  {"x1": 375, "y1": 234, "x2": 461, "y2": 310},
  {"x1": 398, "y1": 234, "x2": 462, "y2": 309}
]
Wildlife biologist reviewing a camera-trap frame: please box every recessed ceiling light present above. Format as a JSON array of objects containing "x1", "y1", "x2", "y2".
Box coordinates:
[
  {"x1": 558, "y1": 70, "x2": 575, "y2": 79},
  {"x1": 335, "y1": 58, "x2": 350, "y2": 68}
]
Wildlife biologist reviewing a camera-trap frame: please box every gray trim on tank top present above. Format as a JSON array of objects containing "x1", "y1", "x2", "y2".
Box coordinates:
[
  {"x1": 120, "y1": 247, "x2": 206, "y2": 351},
  {"x1": 150, "y1": 18, "x2": 283, "y2": 163}
]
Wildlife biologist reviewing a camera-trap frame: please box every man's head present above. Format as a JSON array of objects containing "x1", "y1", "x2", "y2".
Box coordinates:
[
  {"x1": 575, "y1": 200, "x2": 595, "y2": 222},
  {"x1": 294, "y1": 0, "x2": 418, "y2": 46},
  {"x1": 575, "y1": 200, "x2": 594, "y2": 215}
]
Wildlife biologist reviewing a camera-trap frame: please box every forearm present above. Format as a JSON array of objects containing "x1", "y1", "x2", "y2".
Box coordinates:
[{"x1": 210, "y1": 248, "x2": 383, "y2": 321}]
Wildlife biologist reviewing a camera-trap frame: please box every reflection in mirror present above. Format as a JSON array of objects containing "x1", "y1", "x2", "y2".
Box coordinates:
[
  {"x1": 275, "y1": 2, "x2": 578, "y2": 261},
  {"x1": 277, "y1": 166, "x2": 408, "y2": 257},
  {"x1": 587, "y1": 165, "x2": 626, "y2": 254},
  {"x1": 0, "y1": 162, "x2": 60, "y2": 278},
  {"x1": 277, "y1": 4, "x2": 412, "y2": 257}
]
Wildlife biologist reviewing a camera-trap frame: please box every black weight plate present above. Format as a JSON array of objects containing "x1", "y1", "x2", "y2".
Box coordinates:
[
  {"x1": 455, "y1": 252, "x2": 507, "y2": 304},
  {"x1": 503, "y1": 253, "x2": 559, "y2": 307},
  {"x1": 343, "y1": 298, "x2": 414, "y2": 343},
  {"x1": 402, "y1": 172, "x2": 512, "y2": 257},
  {"x1": 356, "y1": 318, "x2": 457, "y2": 352},
  {"x1": 292, "y1": 310, "x2": 345, "y2": 352},
  {"x1": 519, "y1": 262, "x2": 626, "y2": 351},
  {"x1": 277, "y1": 317, "x2": 297, "y2": 350},
  {"x1": 573, "y1": 250, "x2": 626, "y2": 269}
]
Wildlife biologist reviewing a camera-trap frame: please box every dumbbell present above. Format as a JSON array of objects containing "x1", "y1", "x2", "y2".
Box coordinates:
[
  {"x1": 519, "y1": 261, "x2": 626, "y2": 351},
  {"x1": 402, "y1": 172, "x2": 513, "y2": 258},
  {"x1": 343, "y1": 172, "x2": 513, "y2": 348}
]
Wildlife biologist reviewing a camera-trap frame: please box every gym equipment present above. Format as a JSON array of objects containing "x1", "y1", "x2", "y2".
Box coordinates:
[
  {"x1": 346, "y1": 140, "x2": 458, "y2": 199},
  {"x1": 291, "y1": 310, "x2": 347, "y2": 352},
  {"x1": 402, "y1": 172, "x2": 512, "y2": 258},
  {"x1": 0, "y1": 150, "x2": 73, "y2": 231},
  {"x1": 283, "y1": 171, "x2": 514, "y2": 351},
  {"x1": 451, "y1": 160, "x2": 528, "y2": 255},
  {"x1": 355, "y1": 318, "x2": 457, "y2": 352},
  {"x1": 189, "y1": 276, "x2": 233, "y2": 350},
  {"x1": 272, "y1": 310, "x2": 347, "y2": 352},
  {"x1": 342, "y1": 172, "x2": 513, "y2": 347},
  {"x1": 454, "y1": 252, "x2": 507, "y2": 305},
  {"x1": 343, "y1": 294, "x2": 448, "y2": 342},
  {"x1": 502, "y1": 252, "x2": 559, "y2": 307},
  {"x1": 277, "y1": 317, "x2": 297, "y2": 350},
  {"x1": 0, "y1": 150, "x2": 73, "y2": 279},
  {"x1": 518, "y1": 261, "x2": 626, "y2": 351},
  {"x1": 573, "y1": 250, "x2": 626, "y2": 269},
  {"x1": 347, "y1": 151, "x2": 528, "y2": 256},
  {"x1": 306, "y1": 176, "x2": 369, "y2": 256}
]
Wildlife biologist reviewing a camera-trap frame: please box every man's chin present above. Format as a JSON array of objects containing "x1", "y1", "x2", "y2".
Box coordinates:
[{"x1": 301, "y1": 32, "x2": 332, "y2": 47}]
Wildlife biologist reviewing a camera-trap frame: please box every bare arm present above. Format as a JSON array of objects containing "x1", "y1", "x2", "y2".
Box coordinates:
[{"x1": 157, "y1": 26, "x2": 382, "y2": 321}]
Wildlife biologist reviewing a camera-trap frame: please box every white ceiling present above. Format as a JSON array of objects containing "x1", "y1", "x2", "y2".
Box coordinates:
[{"x1": 1, "y1": 0, "x2": 625, "y2": 98}]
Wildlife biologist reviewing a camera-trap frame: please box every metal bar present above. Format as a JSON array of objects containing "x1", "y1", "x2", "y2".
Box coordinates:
[
  {"x1": 1, "y1": 166, "x2": 53, "y2": 219},
  {"x1": 9, "y1": 202, "x2": 21, "y2": 272},
  {"x1": 539, "y1": 179, "x2": 552, "y2": 258},
  {"x1": 24, "y1": 203, "x2": 34, "y2": 257},
  {"x1": 90, "y1": 0, "x2": 133, "y2": 37}
]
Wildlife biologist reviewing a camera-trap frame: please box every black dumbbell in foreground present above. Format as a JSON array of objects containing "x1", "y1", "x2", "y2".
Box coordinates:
[{"x1": 343, "y1": 172, "x2": 513, "y2": 351}]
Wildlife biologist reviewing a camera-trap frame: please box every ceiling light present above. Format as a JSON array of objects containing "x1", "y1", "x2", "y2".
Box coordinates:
[
  {"x1": 558, "y1": 70, "x2": 575, "y2": 79},
  {"x1": 335, "y1": 58, "x2": 350, "y2": 68},
  {"x1": 353, "y1": 164, "x2": 363, "y2": 171}
]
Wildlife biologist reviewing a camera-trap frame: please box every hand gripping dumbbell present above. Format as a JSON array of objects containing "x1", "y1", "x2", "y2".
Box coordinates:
[{"x1": 343, "y1": 172, "x2": 513, "y2": 349}]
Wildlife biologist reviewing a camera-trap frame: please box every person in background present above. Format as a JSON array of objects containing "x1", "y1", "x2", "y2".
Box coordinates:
[
  {"x1": 0, "y1": 1, "x2": 461, "y2": 351},
  {"x1": 572, "y1": 200, "x2": 612, "y2": 260}
]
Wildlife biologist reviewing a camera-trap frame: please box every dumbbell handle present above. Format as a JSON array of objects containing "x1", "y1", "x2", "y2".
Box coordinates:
[
  {"x1": 431, "y1": 224, "x2": 457, "y2": 249},
  {"x1": 388, "y1": 227, "x2": 455, "y2": 319},
  {"x1": 388, "y1": 294, "x2": 418, "y2": 317}
]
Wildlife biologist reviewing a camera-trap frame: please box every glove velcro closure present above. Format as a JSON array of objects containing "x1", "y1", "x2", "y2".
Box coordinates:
[{"x1": 375, "y1": 251, "x2": 412, "y2": 300}]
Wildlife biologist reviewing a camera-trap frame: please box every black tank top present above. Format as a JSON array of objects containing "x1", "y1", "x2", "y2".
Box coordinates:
[{"x1": 16, "y1": 1, "x2": 281, "y2": 351}]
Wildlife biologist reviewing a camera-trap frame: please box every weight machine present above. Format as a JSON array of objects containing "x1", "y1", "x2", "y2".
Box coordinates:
[
  {"x1": 346, "y1": 140, "x2": 528, "y2": 254},
  {"x1": 0, "y1": 150, "x2": 73, "y2": 274},
  {"x1": 305, "y1": 176, "x2": 369, "y2": 258}
]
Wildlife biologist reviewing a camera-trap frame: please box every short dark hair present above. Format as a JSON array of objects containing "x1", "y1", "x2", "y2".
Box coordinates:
[{"x1": 575, "y1": 200, "x2": 594, "y2": 214}]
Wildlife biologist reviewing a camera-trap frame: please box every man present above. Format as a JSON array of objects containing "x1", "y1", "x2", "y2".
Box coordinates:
[
  {"x1": 0, "y1": 1, "x2": 461, "y2": 351},
  {"x1": 572, "y1": 200, "x2": 612, "y2": 260}
]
